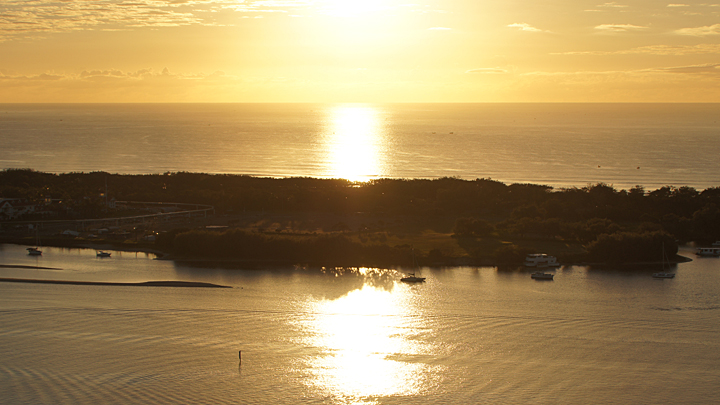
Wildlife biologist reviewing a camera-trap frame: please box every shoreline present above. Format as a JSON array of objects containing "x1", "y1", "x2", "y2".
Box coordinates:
[
  {"x1": 0, "y1": 240, "x2": 693, "y2": 269},
  {"x1": 0, "y1": 277, "x2": 231, "y2": 288}
]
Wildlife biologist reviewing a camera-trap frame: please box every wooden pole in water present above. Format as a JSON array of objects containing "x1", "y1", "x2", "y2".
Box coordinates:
[{"x1": 239, "y1": 350, "x2": 242, "y2": 365}]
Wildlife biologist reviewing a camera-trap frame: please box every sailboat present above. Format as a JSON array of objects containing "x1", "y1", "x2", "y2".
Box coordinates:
[
  {"x1": 27, "y1": 225, "x2": 42, "y2": 256},
  {"x1": 401, "y1": 272, "x2": 426, "y2": 283},
  {"x1": 653, "y1": 243, "x2": 675, "y2": 279},
  {"x1": 401, "y1": 249, "x2": 426, "y2": 283},
  {"x1": 27, "y1": 247, "x2": 42, "y2": 256}
]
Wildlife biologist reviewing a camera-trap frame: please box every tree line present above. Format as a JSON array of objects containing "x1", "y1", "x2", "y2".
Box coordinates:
[{"x1": 2, "y1": 169, "x2": 718, "y2": 265}]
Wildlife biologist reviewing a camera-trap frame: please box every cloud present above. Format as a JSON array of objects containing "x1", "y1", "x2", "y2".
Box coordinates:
[
  {"x1": 675, "y1": 24, "x2": 720, "y2": 36},
  {"x1": 0, "y1": 67, "x2": 232, "y2": 83},
  {"x1": 594, "y1": 24, "x2": 648, "y2": 32},
  {"x1": 0, "y1": 72, "x2": 65, "y2": 81},
  {"x1": 552, "y1": 44, "x2": 720, "y2": 56},
  {"x1": 465, "y1": 68, "x2": 508, "y2": 74},
  {"x1": 0, "y1": 0, "x2": 215, "y2": 42},
  {"x1": 667, "y1": 4, "x2": 689, "y2": 7},
  {"x1": 651, "y1": 63, "x2": 720, "y2": 74},
  {"x1": 1, "y1": 0, "x2": 383, "y2": 42},
  {"x1": 597, "y1": 2, "x2": 629, "y2": 8},
  {"x1": 0, "y1": 1, "x2": 427, "y2": 42},
  {"x1": 507, "y1": 23, "x2": 546, "y2": 33},
  {"x1": 521, "y1": 63, "x2": 720, "y2": 78}
]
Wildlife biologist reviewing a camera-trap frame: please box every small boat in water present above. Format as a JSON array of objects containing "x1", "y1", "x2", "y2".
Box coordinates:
[
  {"x1": 27, "y1": 247, "x2": 42, "y2": 256},
  {"x1": 653, "y1": 243, "x2": 675, "y2": 279},
  {"x1": 523, "y1": 253, "x2": 560, "y2": 268},
  {"x1": 400, "y1": 273, "x2": 426, "y2": 283},
  {"x1": 96, "y1": 251, "x2": 111, "y2": 258},
  {"x1": 695, "y1": 247, "x2": 720, "y2": 257},
  {"x1": 401, "y1": 249, "x2": 425, "y2": 282},
  {"x1": 531, "y1": 272, "x2": 554, "y2": 280}
]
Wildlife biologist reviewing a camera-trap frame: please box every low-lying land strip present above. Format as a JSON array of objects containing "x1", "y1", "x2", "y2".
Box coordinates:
[
  {"x1": 2, "y1": 170, "x2": 719, "y2": 267},
  {"x1": 0, "y1": 277, "x2": 232, "y2": 288}
]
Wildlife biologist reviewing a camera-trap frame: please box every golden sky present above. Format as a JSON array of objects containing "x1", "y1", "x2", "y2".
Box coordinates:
[{"x1": 1, "y1": 0, "x2": 720, "y2": 102}]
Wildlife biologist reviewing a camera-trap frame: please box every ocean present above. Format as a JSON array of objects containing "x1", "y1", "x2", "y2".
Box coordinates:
[
  {"x1": 1, "y1": 244, "x2": 719, "y2": 404},
  {"x1": 1, "y1": 103, "x2": 719, "y2": 190}
]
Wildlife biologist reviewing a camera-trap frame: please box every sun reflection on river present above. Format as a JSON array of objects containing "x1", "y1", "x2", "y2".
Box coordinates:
[
  {"x1": 299, "y1": 283, "x2": 432, "y2": 403},
  {"x1": 323, "y1": 105, "x2": 387, "y2": 182}
]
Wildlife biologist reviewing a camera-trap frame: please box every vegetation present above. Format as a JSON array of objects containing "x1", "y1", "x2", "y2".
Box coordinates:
[{"x1": 2, "y1": 169, "x2": 719, "y2": 266}]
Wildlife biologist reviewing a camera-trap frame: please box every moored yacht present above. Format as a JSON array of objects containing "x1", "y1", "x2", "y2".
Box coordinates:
[
  {"x1": 696, "y1": 247, "x2": 720, "y2": 257},
  {"x1": 27, "y1": 247, "x2": 42, "y2": 256},
  {"x1": 531, "y1": 271, "x2": 554, "y2": 280},
  {"x1": 400, "y1": 273, "x2": 426, "y2": 283},
  {"x1": 523, "y1": 253, "x2": 560, "y2": 267}
]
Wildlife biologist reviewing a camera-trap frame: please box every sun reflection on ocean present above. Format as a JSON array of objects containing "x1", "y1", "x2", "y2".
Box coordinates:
[
  {"x1": 323, "y1": 105, "x2": 387, "y2": 182},
  {"x1": 298, "y1": 283, "x2": 433, "y2": 403}
]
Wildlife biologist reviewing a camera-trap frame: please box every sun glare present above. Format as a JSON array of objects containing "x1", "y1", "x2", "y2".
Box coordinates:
[
  {"x1": 319, "y1": 0, "x2": 389, "y2": 16},
  {"x1": 300, "y1": 285, "x2": 431, "y2": 401},
  {"x1": 323, "y1": 105, "x2": 387, "y2": 182}
]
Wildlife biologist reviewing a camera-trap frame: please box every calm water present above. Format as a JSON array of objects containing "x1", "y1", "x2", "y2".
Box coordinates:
[
  {"x1": 1, "y1": 103, "x2": 719, "y2": 189},
  {"x1": 1, "y1": 244, "x2": 719, "y2": 404}
]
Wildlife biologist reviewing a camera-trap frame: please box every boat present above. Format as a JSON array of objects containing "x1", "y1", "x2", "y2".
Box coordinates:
[
  {"x1": 653, "y1": 243, "x2": 675, "y2": 279},
  {"x1": 712, "y1": 241, "x2": 720, "y2": 247},
  {"x1": 400, "y1": 249, "x2": 426, "y2": 282},
  {"x1": 27, "y1": 247, "x2": 42, "y2": 256},
  {"x1": 531, "y1": 271, "x2": 554, "y2": 280},
  {"x1": 96, "y1": 251, "x2": 111, "y2": 258},
  {"x1": 695, "y1": 247, "x2": 720, "y2": 257},
  {"x1": 27, "y1": 226, "x2": 42, "y2": 256},
  {"x1": 400, "y1": 273, "x2": 426, "y2": 283},
  {"x1": 523, "y1": 253, "x2": 560, "y2": 268}
]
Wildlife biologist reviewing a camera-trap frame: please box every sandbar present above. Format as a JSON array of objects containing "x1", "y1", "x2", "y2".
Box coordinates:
[{"x1": 0, "y1": 277, "x2": 232, "y2": 288}]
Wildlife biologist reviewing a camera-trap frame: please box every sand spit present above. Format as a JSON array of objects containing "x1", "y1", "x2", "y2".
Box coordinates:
[
  {"x1": 0, "y1": 264, "x2": 63, "y2": 270},
  {"x1": 0, "y1": 278, "x2": 232, "y2": 288}
]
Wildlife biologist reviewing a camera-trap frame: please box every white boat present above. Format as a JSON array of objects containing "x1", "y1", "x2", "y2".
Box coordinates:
[
  {"x1": 523, "y1": 253, "x2": 560, "y2": 268},
  {"x1": 96, "y1": 251, "x2": 112, "y2": 258},
  {"x1": 695, "y1": 247, "x2": 720, "y2": 257},
  {"x1": 531, "y1": 271, "x2": 554, "y2": 280},
  {"x1": 712, "y1": 241, "x2": 720, "y2": 247},
  {"x1": 27, "y1": 247, "x2": 42, "y2": 256},
  {"x1": 653, "y1": 243, "x2": 675, "y2": 279}
]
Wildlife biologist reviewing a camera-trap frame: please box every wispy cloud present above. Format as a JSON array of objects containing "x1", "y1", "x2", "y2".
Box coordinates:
[
  {"x1": 507, "y1": 23, "x2": 547, "y2": 33},
  {"x1": 465, "y1": 68, "x2": 508, "y2": 74},
  {"x1": 553, "y1": 44, "x2": 720, "y2": 56},
  {"x1": 521, "y1": 63, "x2": 720, "y2": 77},
  {"x1": 595, "y1": 24, "x2": 648, "y2": 32},
  {"x1": 0, "y1": 0, "x2": 221, "y2": 41},
  {"x1": 649, "y1": 63, "x2": 720, "y2": 74},
  {"x1": 597, "y1": 2, "x2": 629, "y2": 8},
  {"x1": 675, "y1": 24, "x2": 720, "y2": 36},
  {"x1": 667, "y1": 4, "x2": 689, "y2": 7},
  {"x1": 0, "y1": 67, "x2": 231, "y2": 82},
  {"x1": 0, "y1": 0, "x2": 393, "y2": 42}
]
